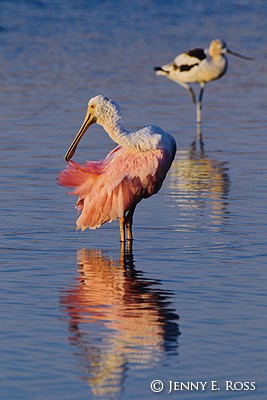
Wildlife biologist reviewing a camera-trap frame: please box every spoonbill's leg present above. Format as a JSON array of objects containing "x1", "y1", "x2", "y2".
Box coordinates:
[
  {"x1": 125, "y1": 205, "x2": 136, "y2": 241},
  {"x1": 119, "y1": 216, "x2": 125, "y2": 242},
  {"x1": 120, "y1": 238, "x2": 133, "y2": 264}
]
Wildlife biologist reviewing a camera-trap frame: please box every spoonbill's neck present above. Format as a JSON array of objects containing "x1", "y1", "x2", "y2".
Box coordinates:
[
  {"x1": 96, "y1": 105, "x2": 165, "y2": 152},
  {"x1": 98, "y1": 113, "x2": 132, "y2": 147}
]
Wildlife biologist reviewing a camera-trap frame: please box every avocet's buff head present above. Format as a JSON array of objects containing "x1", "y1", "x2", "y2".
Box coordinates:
[
  {"x1": 65, "y1": 95, "x2": 121, "y2": 162},
  {"x1": 209, "y1": 39, "x2": 254, "y2": 60},
  {"x1": 209, "y1": 39, "x2": 227, "y2": 56}
]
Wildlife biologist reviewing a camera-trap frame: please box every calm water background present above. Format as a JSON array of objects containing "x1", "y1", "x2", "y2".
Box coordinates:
[{"x1": 1, "y1": 1, "x2": 267, "y2": 399}]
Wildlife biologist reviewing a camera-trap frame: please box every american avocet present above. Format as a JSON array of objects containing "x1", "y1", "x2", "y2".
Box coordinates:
[
  {"x1": 154, "y1": 39, "x2": 253, "y2": 134},
  {"x1": 58, "y1": 95, "x2": 176, "y2": 242}
]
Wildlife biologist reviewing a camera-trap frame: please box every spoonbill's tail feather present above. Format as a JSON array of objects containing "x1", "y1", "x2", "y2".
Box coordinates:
[{"x1": 58, "y1": 160, "x2": 100, "y2": 188}]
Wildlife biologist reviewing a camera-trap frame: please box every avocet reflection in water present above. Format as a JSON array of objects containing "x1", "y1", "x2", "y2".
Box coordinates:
[
  {"x1": 60, "y1": 248, "x2": 180, "y2": 397},
  {"x1": 169, "y1": 147, "x2": 230, "y2": 231}
]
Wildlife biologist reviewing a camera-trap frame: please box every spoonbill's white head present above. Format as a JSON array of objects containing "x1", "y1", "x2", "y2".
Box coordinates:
[{"x1": 65, "y1": 95, "x2": 121, "y2": 162}]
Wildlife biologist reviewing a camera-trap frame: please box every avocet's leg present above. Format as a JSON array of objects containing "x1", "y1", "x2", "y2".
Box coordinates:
[
  {"x1": 188, "y1": 85, "x2": 197, "y2": 104},
  {"x1": 177, "y1": 82, "x2": 196, "y2": 104},
  {"x1": 119, "y1": 216, "x2": 125, "y2": 242},
  {"x1": 125, "y1": 205, "x2": 136, "y2": 241},
  {"x1": 196, "y1": 83, "x2": 205, "y2": 124},
  {"x1": 197, "y1": 122, "x2": 204, "y2": 149},
  {"x1": 199, "y1": 82, "x2": 205, "y2": 104},
  {"x1": 196, "y1": 103, "x2": 202, "y2": 124}
]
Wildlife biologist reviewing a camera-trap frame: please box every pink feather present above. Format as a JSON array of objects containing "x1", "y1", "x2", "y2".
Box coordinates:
[{"x1": 58, "y1": 145, "x2": 173, "y2": 231}]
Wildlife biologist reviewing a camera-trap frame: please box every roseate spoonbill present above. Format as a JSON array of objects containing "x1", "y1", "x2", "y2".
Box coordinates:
[
  {"x1": 154, "y1": 39, "x2": 253, "y2": 126},
  {"x1": 58, "y1": 95, "x2": 176, "y2": 242}
]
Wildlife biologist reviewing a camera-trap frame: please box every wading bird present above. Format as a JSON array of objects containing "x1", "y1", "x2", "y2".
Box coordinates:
[
  {"x1": 58, "y1": 95, "x2": 176, "y2": 242},
  {"x1": 154, "y1": 39, "x2": 253, "y2": 138}
]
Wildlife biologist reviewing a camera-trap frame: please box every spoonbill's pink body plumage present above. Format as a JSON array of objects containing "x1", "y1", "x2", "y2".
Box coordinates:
[{"x1": 58, "y1": 95, "x2": 176, "y2": 241}]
